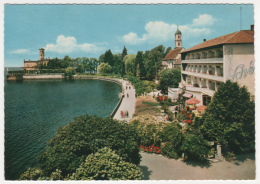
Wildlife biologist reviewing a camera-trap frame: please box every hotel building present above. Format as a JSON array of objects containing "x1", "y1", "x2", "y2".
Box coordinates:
[{"x1": 169, "y1": 25, "x2": 254, "y2": 105}]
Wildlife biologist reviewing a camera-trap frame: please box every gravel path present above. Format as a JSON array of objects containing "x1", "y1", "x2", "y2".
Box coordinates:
[{"x1": 139, "y1": 152, "x2": 255, "y2": 180}]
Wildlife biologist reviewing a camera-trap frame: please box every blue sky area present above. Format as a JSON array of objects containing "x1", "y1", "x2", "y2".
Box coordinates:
[{"x1": 4, "y1": 4, "x2": 254, "y2": 67}]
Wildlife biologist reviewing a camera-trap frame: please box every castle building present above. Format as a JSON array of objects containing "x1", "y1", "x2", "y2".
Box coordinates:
[
  {"x1": 22, "y1": 48, "x2": 49, "y2": 70},
  {"x1": 162, "y1": 27, "x2": 185, "y2": 69},
  {"x1": 171, "y1": 25, "x2": 254, "y2": 105}
]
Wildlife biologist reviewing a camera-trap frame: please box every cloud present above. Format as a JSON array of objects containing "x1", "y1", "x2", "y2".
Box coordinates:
[
  {"x1": 192, "y1": 14, "x2": 216, "y2": 27},
  {"x1": 45, "y1": 35, "x2": 104, "y2": 54},
  {"x1": 122, "y1": 14, "x2": 215, "y2": 45},
  {"x1": 10, "y1": 49, "x2": 37, "y2": 55}
]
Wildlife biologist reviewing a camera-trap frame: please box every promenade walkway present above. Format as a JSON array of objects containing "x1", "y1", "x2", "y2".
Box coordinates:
[
  {"x1": 113, "y1": 80, "x2": 136, "y2": 122},
  {"x1": 139, "y1": 152, "x2": 255, "y2": 180}
]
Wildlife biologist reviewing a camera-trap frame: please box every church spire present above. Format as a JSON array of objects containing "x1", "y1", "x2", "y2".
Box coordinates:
[{"x1": 175, "y1": 26, "x2": 182, "y2": 48}]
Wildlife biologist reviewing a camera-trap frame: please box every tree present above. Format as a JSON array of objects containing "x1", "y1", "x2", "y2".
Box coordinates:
[
  {"x1": 99, "y1": 54, "x2": 105, "y2": 63},
  {"x1": 122, "y1": 46, "x2": 128, "y2": 59},
  {"x1": 136, "y1": 51, "x2": 145, "y2": 79},
  {"x1": 36, "y1": 115, "x2": 141, "y2": 178},
  {"x1": 181, "y1": 133, "x2": 211, "y2": 161},
  {"x1": 145, "y1": 49, "x2": 162, "y2": 81},
  {"x1": 113, "y1": 53, "x2": 122, "y2": 74},
  {"x1": 123, "y1": 54, "x2": 136, "y2": 76},
  {"x1": 68, "y1": 148, "x2": 142, "y2": 180},
  {"x1": 104, "y1": 49, "x2": 114, "y2": 67},
  {"x1": 64, "y1": 67, "x2": 76, "y2": 79},
  {"x1": 91, "y1": 58, "x2": 100, "y2": 73},
  {"x1": 158, "y1": 68, "x2": 181, "y2": 94},
  {"x1": 198, "y1": 80, "x2": 255, "y2": 153},
  {"x1": 97, "y1": 63, "x2": 112, "y2": 74},
  {"x1": 82, "y1": 57, "x2": 89, "y2": 73}
]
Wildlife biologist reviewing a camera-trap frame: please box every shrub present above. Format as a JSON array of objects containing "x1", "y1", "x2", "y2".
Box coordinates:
[
  {"x1": 181, "y1": 133, "x2": 211, "y2": 161},
  {"x1": 37, "y1": 115, "x2": 141, "y2": 177},
  {"x1": 19, "y1": 168, "x2": 44, "y2": 180},
  {"x1": 160, "y1": 122, "x2": 183, "y2": 159},
  {"x1": 67, "y1": 147, "x2": 142, "y2": 180},
  {"x1": 130, "y1": 120, "x2": 167, "y2": 147}
]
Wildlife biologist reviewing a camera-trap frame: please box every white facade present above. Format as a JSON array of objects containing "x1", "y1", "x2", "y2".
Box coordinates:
[{"x1": 179, "y1": 43, "x2": 254, "y2": 105}]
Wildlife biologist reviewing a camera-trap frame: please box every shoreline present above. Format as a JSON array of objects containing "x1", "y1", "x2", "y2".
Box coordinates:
[{"x1": 8, "y1": 73, "x2": 135, "y2": 121}]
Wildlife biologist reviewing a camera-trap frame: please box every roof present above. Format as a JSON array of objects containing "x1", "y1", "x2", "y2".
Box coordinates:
[
  {"x1": 163, "y1": 47, "x2": 183, "y2": 60},
  {"x1": 175, "y1": 29, "x2": 182, "y2": 35},
  {"x1": 181, "y1": 30, "x2": 254, "y2": 53}
]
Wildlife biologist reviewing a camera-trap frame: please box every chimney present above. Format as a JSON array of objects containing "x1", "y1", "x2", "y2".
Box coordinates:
[
  {"x1": 251, "y1": 24, "x2": 254, "y2": 31},
  {"x1": 203, "y1": 39, "x2": 206, "y2": 42}
]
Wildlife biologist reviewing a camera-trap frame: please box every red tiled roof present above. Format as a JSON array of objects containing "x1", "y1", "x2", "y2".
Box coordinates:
[
  {"x1": 163, "y1": 47, "x2": 183, "y2": 60},
  {"x1": 181, "y1": 30, "x2": 254, "y2": 53}
]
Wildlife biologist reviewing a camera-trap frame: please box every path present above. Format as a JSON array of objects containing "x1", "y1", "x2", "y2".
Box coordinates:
[
  {"x1": 113, "y1": 80, "x2": 136, "y2": 122},
  {"x1": 139, "y1": 152, "x2": 255, "y2": 180}
]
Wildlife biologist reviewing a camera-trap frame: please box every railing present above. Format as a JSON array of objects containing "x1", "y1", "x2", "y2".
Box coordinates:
[
  {"x1": 182, "y1": 58, "x2": 223, "y2": 63},
  {"x1": 110, "y1": 93, "x2": 124, "y2": 119}
]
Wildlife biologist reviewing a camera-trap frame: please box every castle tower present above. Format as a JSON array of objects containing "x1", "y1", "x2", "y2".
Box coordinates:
[
  {"x1": 175, "y1": 26, "x2": 182, "y2": 49},
  {"x1": 39, "y1": 48, "x2": 45, "y2": 60}
]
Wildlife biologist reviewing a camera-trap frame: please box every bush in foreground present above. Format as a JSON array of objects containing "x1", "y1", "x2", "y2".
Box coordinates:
[
  {"x1": 32, "y1": 115, "x2": 141, "y2": 178},
  {"x1": 67, "y1": 147, "x2": 142, "y2": 180}
]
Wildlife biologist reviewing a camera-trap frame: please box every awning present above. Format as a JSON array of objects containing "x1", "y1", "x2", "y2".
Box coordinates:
[
  {"x1": 178, "y1": 90, "x2": 183, "y2": 94},
  {"x1": 183, "y1": 93, "x2": 192, "y2": 98}
]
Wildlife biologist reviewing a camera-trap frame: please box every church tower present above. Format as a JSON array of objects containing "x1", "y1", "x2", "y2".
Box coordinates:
[
  {"x1": 39, "y1": 48, "x2": 45, "y2": 60},
  {"x1": 175, "y1": 26, "x2": 182, "y2": 49}
]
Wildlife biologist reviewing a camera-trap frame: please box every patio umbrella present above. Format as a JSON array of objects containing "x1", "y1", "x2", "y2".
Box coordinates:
[
  {"x1": 185, "y1": 98, "x2": 200, "y2": 105},
  {"x1": 197, "y1": 105, "x2": 207, "y2": 111}
]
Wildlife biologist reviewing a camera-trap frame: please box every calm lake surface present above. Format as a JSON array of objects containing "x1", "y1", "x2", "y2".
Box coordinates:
[{"x1": 4, "y1": 69, "x2": 121, "y2": 180}]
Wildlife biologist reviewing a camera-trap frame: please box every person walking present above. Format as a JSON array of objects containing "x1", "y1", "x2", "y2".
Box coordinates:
[
  {"x1": 126, "y1": 86, "x2": 127, "y2": 90},
  {"x1": 127, "y1": 93, "x2": 129, "y2": 98}
]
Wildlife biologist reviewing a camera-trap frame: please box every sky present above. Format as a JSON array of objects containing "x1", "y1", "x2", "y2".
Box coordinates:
[{"x1": 4, "y1": 4, "x2": 254, "y2": 67}]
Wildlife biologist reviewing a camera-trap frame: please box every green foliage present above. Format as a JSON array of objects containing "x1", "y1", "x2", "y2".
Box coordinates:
[
  {"x1": 136, "y1": 51, "x2": 146, "y2": 79},
  {"x1": 97, "y1": 63, "x2": 112, "y2": 74},
  {"x1": 64, "y1": 67, "x2": 76, "y2": 79},
  {"x1": 126, "y1": 75, "x2": 157, "y2": 95},
  {"x1": 160, "y1": 122, "x2": 183, "y2": 159},
  {"x1": 144, "y1": 45, "x2": 165, "y2": 80},
  {"x1": 67, "y1": 147, "x2": 142, "y2": 180},
  {"x1": 198, "y1": 80, "x2": 255, "y2": 153},
  {"x1": 19, "y1": 168, "x2": 44, "y2": 180},
  {"x1": 158, "y1": 68, "x2": 181, "y2": 94},
  {"x1": 142, "y1": 101, "x2": 159, "y2": 106},
  {"x1": 130, "y1": 120, "x2": 167, "y2": 147},
  {"x1": 113, "y1": 53, "x2": 122, "y2": 74},
  {"x1": 37, "y1": 115, "x2": 141, "y2": 177},
  {"x1": 104, "y1": 49, "x2": 114, "y2": 67},
  {"x1": 123, "y1": 54, "x2": 136, "y2": 76},
  {"x1": 181, "y1": 133, "x2": 211, "y2": 161}
]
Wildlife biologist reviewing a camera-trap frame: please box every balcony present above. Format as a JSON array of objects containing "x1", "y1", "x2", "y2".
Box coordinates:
[
  {"x1": 182, "y1": 57, "x2": 223, "y2": 64},
  {"x1": 182, "y1": 71, "x2": 224, "y2": 82}
]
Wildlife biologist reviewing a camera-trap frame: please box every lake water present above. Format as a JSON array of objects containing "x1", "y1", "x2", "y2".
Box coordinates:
[{"x1": 4, "y1": 69, "x2": 122, "y2": 180}]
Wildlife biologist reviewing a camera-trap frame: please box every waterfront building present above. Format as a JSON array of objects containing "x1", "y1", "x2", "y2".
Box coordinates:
[
  {"x1": 22, "y1": 48, "x2": 49, "y2": 70},
  {"x1": 169, "y1": 25, "x2": 254, "y2": 105},
  {"x1": 162, "y1": 27, "x2": 185, "y2": 69}
]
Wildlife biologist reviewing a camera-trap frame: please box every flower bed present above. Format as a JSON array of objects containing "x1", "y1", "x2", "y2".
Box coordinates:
[{"x1": 140, "y1": 145, "x2": 162, "y2": 154}]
